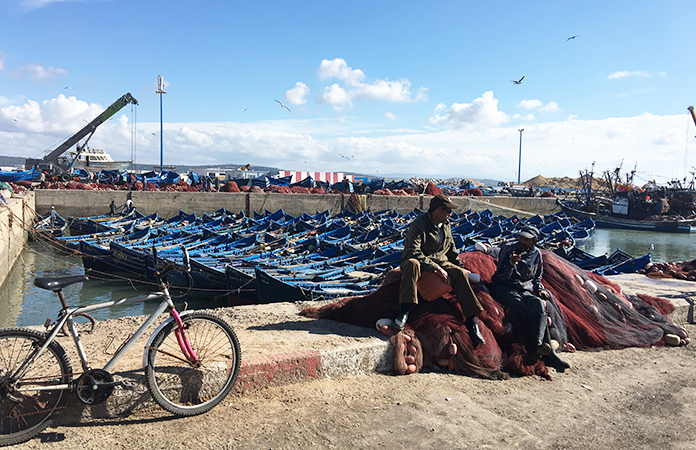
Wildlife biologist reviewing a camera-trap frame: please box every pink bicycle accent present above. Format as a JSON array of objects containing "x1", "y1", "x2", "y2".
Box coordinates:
[{"x1": 170, "y1": 308, "x2": 199, "y2": 364}]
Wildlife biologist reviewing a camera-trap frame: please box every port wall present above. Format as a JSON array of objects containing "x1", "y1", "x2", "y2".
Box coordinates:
[
  {"x1": 0, "y1": 191, "x2": 35, "y2": 288},
  {"x1": 33, "y1": 190, "x2": 560, "y2": 219}
]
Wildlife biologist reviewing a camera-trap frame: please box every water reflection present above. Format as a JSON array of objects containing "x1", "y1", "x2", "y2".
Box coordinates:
[
  {"x1": 0, "y1": 248, "x2": 35, "y2": 327},
  {"x1": 583, "y1": 229, "x2": 695, "y2": 263},
  {"x1": 1, "y1": 241, "x2": 224, "y2": 327}
]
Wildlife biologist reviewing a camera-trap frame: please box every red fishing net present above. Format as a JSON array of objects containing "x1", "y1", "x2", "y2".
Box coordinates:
[
  {"x1": 643, "y1": 259, "x2": 696, "y2": 281},
  {"x1": 301, "y1": 249, "x2": 689, "y2": 380}
]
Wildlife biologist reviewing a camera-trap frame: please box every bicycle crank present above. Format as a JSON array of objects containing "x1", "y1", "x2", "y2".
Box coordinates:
[{"x1": 75, "y1": 369, "x2": 115, "y2": 405}]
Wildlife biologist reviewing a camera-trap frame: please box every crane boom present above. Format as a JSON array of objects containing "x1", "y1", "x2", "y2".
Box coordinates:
[{"x1": 26, "y1": 93, "x2": 138, "y2": 175}]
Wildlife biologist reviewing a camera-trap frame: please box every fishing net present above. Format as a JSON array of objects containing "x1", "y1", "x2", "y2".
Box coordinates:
[
  {"x1": 643, "y1": 259, "x2": 696, "y2": 281},
  {"x1": 301, "y1": 249, "x2": 689, "y2": 380}
]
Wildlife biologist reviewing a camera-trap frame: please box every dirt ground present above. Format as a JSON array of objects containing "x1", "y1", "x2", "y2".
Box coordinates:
[{"x1": 9, "y1": 319, "x2": 696, "y2": 450}]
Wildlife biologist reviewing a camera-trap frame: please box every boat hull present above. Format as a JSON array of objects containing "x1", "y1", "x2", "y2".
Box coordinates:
[{"x1": 558, "y1": 200, "x2": 694, "y2": 233}]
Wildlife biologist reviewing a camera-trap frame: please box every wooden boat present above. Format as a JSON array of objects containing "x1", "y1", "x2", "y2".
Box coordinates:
[
  {"x1": 32, "y1": 210, "x2": 68, "y2": 238},
  {"x1": 559, "y1": 199, "x2": 695, "y2": 233}
]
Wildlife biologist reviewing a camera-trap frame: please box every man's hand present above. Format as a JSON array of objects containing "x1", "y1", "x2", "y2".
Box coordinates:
[
  {"x1": 538, "y1": 290, "x2": 550, "y2": 300},
  {"x1": 435, "y1": 265, "x2": 449, "y2": 284},
  {"x1": 510, "y1": 252, "x2": 522, "y2": 265}
]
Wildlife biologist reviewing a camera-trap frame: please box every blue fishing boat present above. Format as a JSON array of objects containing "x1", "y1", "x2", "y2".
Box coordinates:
[{"x1": 32, "y1": 209, "x2": 68, "y2": 238}]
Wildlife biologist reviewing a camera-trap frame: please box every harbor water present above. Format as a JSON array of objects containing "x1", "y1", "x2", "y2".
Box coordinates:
[
  {"x1": 0, "y1": 240, "x2": 229, "y2": 328},
  {"x1": 1, "y1": 229, "x2": 694, "y2": 328}
]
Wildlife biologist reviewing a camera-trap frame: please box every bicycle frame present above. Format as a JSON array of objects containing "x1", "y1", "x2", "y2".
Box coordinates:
[{"x1": 13, "y1": 283, "x2": 197, "y2": 394}]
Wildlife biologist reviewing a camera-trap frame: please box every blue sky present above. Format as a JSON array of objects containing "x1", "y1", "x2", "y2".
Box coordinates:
[{"x1": 1, "y1": 0, "x2": 695, "y2": 184}]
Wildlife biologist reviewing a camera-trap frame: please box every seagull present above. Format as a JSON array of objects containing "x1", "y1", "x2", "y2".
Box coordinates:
[
  {"x1": 511, "y1": 76, "x2": 524, "y2": 85},
  {"x1": 566, "y1": 35, "x2": 579, "y2": 42},
  {"x1": 338, "y1": 153, "x2": 350, "y2": 159},
  {"x1": 65, "y1": 86, "x2": 73, "y2": 89},
  {"x1": 13, "y1": 118, "x2": 18, "y2": 122},
  {"x1": 241, "y1": 108, "x2": 247, "y2": 112},
  {"x1": 275, "y1": 100, "x2": 291, "y2": 112}
]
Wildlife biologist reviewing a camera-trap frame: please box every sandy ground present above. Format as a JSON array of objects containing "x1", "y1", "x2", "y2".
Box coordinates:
[{"x1": 9, "y1": 317, "x2": 696, "y2": 450}]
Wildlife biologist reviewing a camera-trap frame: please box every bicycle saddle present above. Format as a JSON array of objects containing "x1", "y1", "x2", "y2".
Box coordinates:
[{"x1": 34, "y1": 275, "x2": 89, "y2": 291}]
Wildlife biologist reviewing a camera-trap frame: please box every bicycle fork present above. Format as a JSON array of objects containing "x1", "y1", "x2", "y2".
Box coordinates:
[{"x1": 169, "y1": 308, "x2": 200, "y2": 366}]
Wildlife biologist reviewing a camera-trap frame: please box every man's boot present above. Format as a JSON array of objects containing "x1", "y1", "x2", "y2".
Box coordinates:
[
  {"x1": 393, "y1": 303, "x2": 413, "y2": 331},
  {"x1": 531, "y1": 318, "x2": 551, "y2": 359},
  {"x1": 542, "y1": 350, "x2": 570, "y2": 371},
  {"x1": 465, "y1": 316, "x2": 485, "y2": 346}
]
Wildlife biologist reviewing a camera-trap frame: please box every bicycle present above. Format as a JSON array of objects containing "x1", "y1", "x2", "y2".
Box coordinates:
[{"x1": 0, "y1": 248, "x2": 242, "y2": 447}]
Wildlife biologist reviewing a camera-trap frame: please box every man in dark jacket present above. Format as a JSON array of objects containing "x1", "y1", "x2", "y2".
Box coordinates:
[
  {"x1": 490, "y1": 225, "x2": 570, "y2": 370},
  {"x1": 395, "y1": 194, "x2": 486, "y2": 345}
]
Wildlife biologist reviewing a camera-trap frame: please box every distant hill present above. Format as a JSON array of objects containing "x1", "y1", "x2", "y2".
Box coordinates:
[
  {"x1": 0, "y1": 156, "x2": 26, "y2": 169},
  {"x1": 2, "y1": 154, "x2": 502, "y2": 185}
]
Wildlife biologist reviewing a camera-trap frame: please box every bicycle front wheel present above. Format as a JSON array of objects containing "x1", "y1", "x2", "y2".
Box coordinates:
[
  {"x1": 145, "y1": 312, "x2": 241, "y2": 416},
  {"x1": 0, "y1": 328, "x2": 72, "y2": 447}
]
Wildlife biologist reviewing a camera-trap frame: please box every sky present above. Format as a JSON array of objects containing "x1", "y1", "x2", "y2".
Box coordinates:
[{"x1": 1, "y1": 0, "x2": 696, "y2": 185}]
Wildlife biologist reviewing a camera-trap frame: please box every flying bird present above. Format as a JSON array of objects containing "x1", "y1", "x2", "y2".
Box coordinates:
[
  {"x1": 65, "y1": 86, "x2": 73, "y2": 89},
  {"x1": 241, "y1": 108, "x2": 247, "y2": 112},
  {"x1": 275, "y1": 100, "x2": 291, "y2": 112},
  {"x1": 338, "y1": 153, "x2": 350, "y2": 159},
  {"x1": 511, "y1": 76, "x2": 524, "y2": 85},
  {"x1": 566, "y1": 35, "x2": 579, "y2": 42}
]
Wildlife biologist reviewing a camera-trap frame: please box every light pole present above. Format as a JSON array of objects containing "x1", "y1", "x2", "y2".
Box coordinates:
[
  {"x1": 156, "y1": 74, "x2": 166, "y2": 171},
  {"x1": 517, "y1": 128, "x2": 524, "y2": 184}
]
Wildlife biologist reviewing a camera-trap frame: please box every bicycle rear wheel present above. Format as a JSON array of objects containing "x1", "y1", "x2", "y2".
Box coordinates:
[
  {"x1": 145, "y1": 312, "x2": 241, "y2": 416},
  {"x1": 0, "y1": 328, "x2": 72, "y2": 447}
]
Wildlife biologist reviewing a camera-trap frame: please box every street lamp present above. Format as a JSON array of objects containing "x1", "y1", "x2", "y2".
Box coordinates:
[
  {"x1": 156, "y1": 74, "x2": 166, "y2": 171},
  {"x1": 517, "y1": 128, "x2": 524, "y2": 184}
]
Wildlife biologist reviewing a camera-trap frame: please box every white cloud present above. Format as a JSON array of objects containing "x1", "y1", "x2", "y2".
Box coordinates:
[
  {"x1": 352, "y1": 79, "x2": 412, "y2": 102},
  {"x1": 518, "y1": 99, "x2": 559, "y2": 113},
  {"x1": 285, "y1": 82, "x2": 310, "y2": 105},
  {"x1": 385, "y1": 112, "x2": 397, "y2": 121},
  {"x1": 518, "y1": 99, "x2": 543, "y2": 110},
  {"x1": 0, "y1": 94, "x2": 102, "y2": 134},
  {"x1": 3, "y1": 94, "x2": 693, "y2": 182},
  {"x1": 0, "y1": 52, "x2": 6, "y2": 71},
  {"x1": 608, "y1": 70, "x2": 650, "y2": 79},
  {"x1": 316, "y1": 58, "x2": 425, "y2": 104},
  {"x1": 318, "y1": 58, "x2": 365, "y2": 86},
  {"x1": 512, "y1": 113, "x2": 535, "y2": 121},
  {"x1": 541, "y1": 101, "x2": 559, "y2": 113},
  {"x1": 317, "y1": 84, "x2": 353, "y2": 111},
  {"x1": 175, "y1": 126, "x2": 214, "y2": 148},
  {"x1": 11, "y1": 63, "x2": 67, "y2": 84},
  {"x1": 429, "y1": 91, "x2": 509, "y2": 128},
  {"x1": 414, "y1": 87, "x2": 429, "y2": 102}
]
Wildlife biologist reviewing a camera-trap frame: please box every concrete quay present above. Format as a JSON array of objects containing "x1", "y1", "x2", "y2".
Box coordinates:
[
  {"x1": 0, "y1": 190, "x2": 34, "y2": 287},
  {"x1": 52, "y1": 274, "x2": 693, "y2": 425}
]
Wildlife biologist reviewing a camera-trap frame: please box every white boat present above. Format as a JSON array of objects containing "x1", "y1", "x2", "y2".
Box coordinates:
[{"x1": 58, "y1": 148, "x2": 132, "y2": 171}]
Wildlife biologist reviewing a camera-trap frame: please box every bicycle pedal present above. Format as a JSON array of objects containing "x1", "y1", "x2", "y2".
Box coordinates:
[{"x1": 118, "y1": 381, "x2": 137, "y2": 391}]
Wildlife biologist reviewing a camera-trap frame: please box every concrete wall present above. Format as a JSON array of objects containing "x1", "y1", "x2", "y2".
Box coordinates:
[
  {"x1": 475, "y1": 196, "x2": 561, "y2": 215},
  {"x1": 0, "y1": 191, "x2": 34, "y2": 288},
  {"x1": 34, "y1": 190, "x2": 559, "y2": 220}
]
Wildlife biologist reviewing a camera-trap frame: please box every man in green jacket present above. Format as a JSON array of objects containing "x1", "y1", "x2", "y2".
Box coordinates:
[{"x1": 395, "y1": 194, "x2": 486, "y2": 345}]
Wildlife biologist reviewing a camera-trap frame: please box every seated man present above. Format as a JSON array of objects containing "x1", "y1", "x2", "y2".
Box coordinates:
[
  {"x1": 490, "y1": 225, "x2": 570, "y2": 370},
  {"x1": 395, "y1": 194, "x2": 485, "y2": 346}
]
